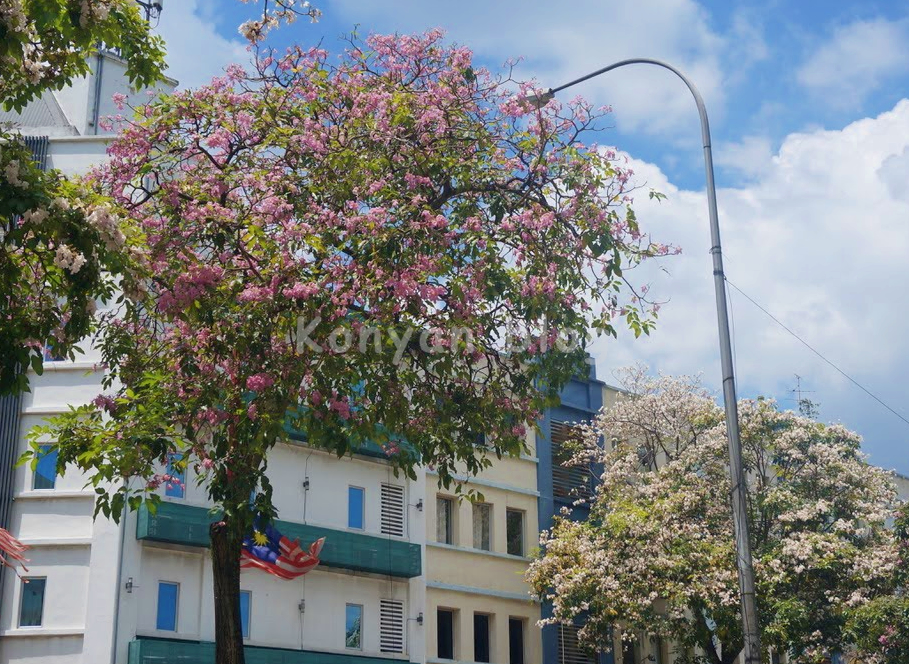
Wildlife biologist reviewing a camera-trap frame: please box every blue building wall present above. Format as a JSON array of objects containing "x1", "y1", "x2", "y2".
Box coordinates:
[{"x1": 536, "y1": 362, "x2": 613, "y2": 664}]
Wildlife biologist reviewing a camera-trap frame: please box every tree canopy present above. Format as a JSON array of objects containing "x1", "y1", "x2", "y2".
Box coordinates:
[
  {"x1": 526, "y1": 369, "x2": 903, "y2": 664},
  {"x1": 27, "y1": 32, "x2": 669, "y2": 664}
]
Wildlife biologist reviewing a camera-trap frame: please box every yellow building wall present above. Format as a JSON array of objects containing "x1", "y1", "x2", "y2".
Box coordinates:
[
  {"x1": 427, "y1": 588, "x2": 541, "y2": 664},
  {"x1": 425, "y1": 448, "x2": 542, "y2": 663}
]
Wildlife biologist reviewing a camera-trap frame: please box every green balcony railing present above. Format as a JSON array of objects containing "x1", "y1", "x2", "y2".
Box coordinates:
[
  {"x1": 136, "y1": 502, "x2": 421, "y2": 578},
  {"x1": 129, "y1": 637, "x2": 414, "y2": 664},
  {"x1": 282, "y1": 410, "x2": 418, "y2": 463}
]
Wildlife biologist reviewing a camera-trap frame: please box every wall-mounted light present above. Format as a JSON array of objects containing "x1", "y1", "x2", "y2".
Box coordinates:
[
  {"x1": 415, "y1": 499, "x2": 423, "y2": 511},
  {"x1": 416, "y1": 612, "x2": 423, "y2": 625},
  {"x1": 125, "y1": 577, "x2": 138, "y2": 593}
]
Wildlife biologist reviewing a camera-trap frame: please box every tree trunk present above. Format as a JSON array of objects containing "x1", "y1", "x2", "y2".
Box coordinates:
[{"x1": 211, "y1": 519, "x2": 245, "y2": 664}]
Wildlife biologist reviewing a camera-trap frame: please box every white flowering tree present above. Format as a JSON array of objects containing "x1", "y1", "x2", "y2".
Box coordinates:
[{"x1": 526, "y1": 369, "x2": 903, "y2": 664}]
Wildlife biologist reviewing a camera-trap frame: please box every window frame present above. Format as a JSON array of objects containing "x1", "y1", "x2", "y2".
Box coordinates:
[
  {"x1": 156, "y1": 581, "x2": 180, "y2": 632},
  {"x1": 506, "y1": 508, "x2": 525, "y2": 557},
  {"x1": 18, "y1": 577, "x2": 46, "y2": 627},
  {"x1": 239, "y1": 590, "x2": 251, "y2": 640},
  {"x1": 164, "y1": 453, "x2": 185, "y2": 499},
  {"x1": 472, "y1": 502, "x2": 492, "y2": 551},
  {"x1": 437, "y1": 607, "x2": 456, "y2": 660},
  {"x1": 508, "y1": 617, "x2": 526, "y2": 664},
  {"x1": 473, "y1": 612, "x2": 492, "y2": 663},
  {"x1": 436, "y1": 495, "x2": 455, "y2": 545},
  {"x1": 348, "y1": 486, "x2": 366, "y2": 530},
  {"x1": 345, "y1": 603, "x2": 363, "y2": 650},
  {"x1": 32, "y1": 444, "x2": 57, "y2": 490}
]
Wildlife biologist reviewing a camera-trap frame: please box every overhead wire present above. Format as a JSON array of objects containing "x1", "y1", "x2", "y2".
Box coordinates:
[{"x1": 723, "y1": 276, "x2": 909, "y2": 429}]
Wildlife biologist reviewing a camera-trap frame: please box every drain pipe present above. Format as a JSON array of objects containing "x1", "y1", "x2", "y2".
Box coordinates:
[
  {"x1": 109, "y1": 478, "x2": 129, "y2": 664},
  {"x1": 90, "y1": 49, "x2": 105, "y2": 135}
]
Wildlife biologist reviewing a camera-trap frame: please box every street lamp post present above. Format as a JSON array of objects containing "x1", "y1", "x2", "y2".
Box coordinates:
[{"x1": 525, "y1": 59, "x2": 762, "y2": 664}]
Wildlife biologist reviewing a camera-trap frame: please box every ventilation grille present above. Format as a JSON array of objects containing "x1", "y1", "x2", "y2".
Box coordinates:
[
  {"x1": 558, "y1": 624, "x2": 595, "y2": 664},
  {"x1": 551, "y1": 421, "x2": 591, "y2": 499},
  {"x1": 379, "y1": 599, "x2": 405, "y2": 653},
  {"x1": 380, "y1": 483, "x2": 405, "y2": 537}
]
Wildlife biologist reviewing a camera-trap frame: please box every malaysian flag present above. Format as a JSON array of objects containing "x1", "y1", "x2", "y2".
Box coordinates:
[
  {"x1": 240, "y1": 524, "x2": 324, "y2": 580},
  {"x1": 0, "y1": 527, "x2": 29, "y2": 577}
]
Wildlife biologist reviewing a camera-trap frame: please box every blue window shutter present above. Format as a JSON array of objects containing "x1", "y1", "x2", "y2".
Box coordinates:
[
  {"x1": 348, "y1": 486, "x2": 364, "y2": 529},
  {"x1": 165, "y1": 454, "x2": 185, "y2": 499},
  {"x1": 156, "y1": 582, "x2": 179, "y2": 631},
  {"x1": 19, "y1": 578, "x2": 46, "y2": 626},
  {"x1": 33, "y1": 446, "x2": 57, "y2": 490},
  {"x1": 239, "y1": 591, "x2": 251, "y2": 639}
]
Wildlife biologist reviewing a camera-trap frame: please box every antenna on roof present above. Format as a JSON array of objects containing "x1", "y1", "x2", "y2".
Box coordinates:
[
  {"x1": 788, "y1": 374, "x2": 818, "y2": 419},
  {"x1": 136, "y1": 0, "x2": 164, "y2": 22}
]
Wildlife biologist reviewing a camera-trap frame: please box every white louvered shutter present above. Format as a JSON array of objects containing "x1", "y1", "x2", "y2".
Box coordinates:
[
  {"x1": 380, "y1": 483, "x2": 405, "y2": 537},
  {"x1": 379, "y1": 599, "x2": 405, "y2": 653},
  {"x1": 558, "y1": 624, "x2": 595, "y2": 664}
]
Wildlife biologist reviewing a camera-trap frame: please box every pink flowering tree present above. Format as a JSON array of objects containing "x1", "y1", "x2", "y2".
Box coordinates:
[
  {"x1": 846, "y1": 504, "x2": 909, "y2": 664},
  {"x1": 26, "y1": 32, "x2": 668, "y2": 664},
  {"x1": 526, "y1": 369, "x2": 903, "y2": 664},
  {"x1": 0, "y1": 0, "x2": 325, "y2": 395}
]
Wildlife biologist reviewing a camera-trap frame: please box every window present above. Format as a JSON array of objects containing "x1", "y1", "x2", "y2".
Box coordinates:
[
  {"x1": 18, "y1": 578, "x2": 46, "y2": 627},
  {"x1": 345, "y1": 604, "x2": 362, "y2": 650},
  {"x1": 652, "y1": 637, "x2": 667, "y2": 664},
  {"x1": 380, "y1": 483, "x2": 405, "y2": 537},
  {"x1": 156, "y1": 582, "x2": 179, "y2": 631},
  {"x1": 622, "y1": 640, "x2": 638, "y2": 664},
  {"x1": 506, "y1": 509, "x2": 524, "y2": 556},
  {"x1": 508, "y1": 618, "x2": 525, "y2": 664},
  {"x1": 437, "y1": 496, "x2": 454, "y2": 545},
  {"x1": 437, "y1": 608, "x2": 455, "y2": 660},
  {"x1": 379, "y1": 599, "x2": 404, "y2": 653},
  {"x1": 474, "y1": 613, "x2": 491, "y2": 663},
  {"x1": 42, "y1": 341, "x2": 64, "y2": 362},
  {"x1": 348, "y1": 486, "x2": 365, "y2": 530},
  {"x1": 472, "y1": 503, "x2": 491, "y2": 551},
  {"x1": 239, "y1": 591, "x2": 251, "y2": 639},
  {"x1": 558, "y1": 624, "x2": 594, "y2": 664},
  {"x1": 33, "y1": 445, "x2": 57, "y2": 490},
  {"x1": 551, "y1": 420, "x2": 591, "y2": 500},
  {"x1": 165, "y1": 454, "x2": 185, "y2": 499}
]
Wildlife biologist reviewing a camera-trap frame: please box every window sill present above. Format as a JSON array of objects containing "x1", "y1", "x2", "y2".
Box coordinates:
[
  {"x1": 18, "y1": 537, "x2": 93, "y2": 547},
  {"x1": 15, "y1": 490, "x2": 95, "y2": 500},
  {"x1": 27, "y1": 361, "x2": 102, "y2": 374},
  {"x1": 0, "y1": 627, "x2": 84, "y2": 638}
]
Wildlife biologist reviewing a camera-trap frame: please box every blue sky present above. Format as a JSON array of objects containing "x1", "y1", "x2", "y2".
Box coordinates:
[{"x1": 156, "y1": 0, "x2": 909, "y2": 474}]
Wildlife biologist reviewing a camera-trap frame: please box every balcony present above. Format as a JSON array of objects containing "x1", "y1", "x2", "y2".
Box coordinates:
[
  {"x1": 129, "y1": 637, "x2": 414, "y2": 663},
  {"x1": 136, "y1": 502, "x2": 421, "y2": 578}
]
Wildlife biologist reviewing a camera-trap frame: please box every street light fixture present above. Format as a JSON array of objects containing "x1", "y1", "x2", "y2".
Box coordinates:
[{"x1": 523, "y1": 58, "x2": 763, "y2": 664}]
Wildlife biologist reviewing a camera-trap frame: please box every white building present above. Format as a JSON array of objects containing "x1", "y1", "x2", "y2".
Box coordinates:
[{"x1": 0, "y1": 51, "x2": 428, "y2": 664}]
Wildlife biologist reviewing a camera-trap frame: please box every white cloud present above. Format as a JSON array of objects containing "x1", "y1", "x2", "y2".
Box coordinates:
[
  {"x1": 327, "y1": 0, "x2": 728, "y2": 138},
  {"x1": 155, "y1": 0, "x2": 250, "y2": 89},
  {"x1": 715, "y1": 135, "x2": 774, "y2": 179},
  {"x1": 797, "y1": 18, "x2": 909, "y2": 108},
  {"x1": 591, "y1": 99, "x2": 909, "y2": 473}
]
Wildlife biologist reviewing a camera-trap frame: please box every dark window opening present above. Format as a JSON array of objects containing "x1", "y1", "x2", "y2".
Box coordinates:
[
  {"x1": 506, "y1": 509, "x2": 524, "y2": 556},
  {"x1": 437, "y1": 608, "x2": 455, "y2": 659},
  {"x1": 509, "y1": 617, "x2": 525, "y2": 664},
  {"x1": 474, "y1": 613, "x2": 491, "y2": 663}
]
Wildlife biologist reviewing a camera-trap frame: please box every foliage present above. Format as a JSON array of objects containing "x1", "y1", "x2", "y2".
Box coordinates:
[
  {"x1": 24, "y1": 31, "x2": 669, "y2": 663},
  {"x1": 844, "y1": 504, "x2": 909, "y2": 664},
  {"x1": 0, "y1": 0, "x2": 166, "y2": 113},
  {"x1": 526, "y1": 369, "x2": 902, "y2": 664},
  {"x1": 0, "y1": 139, "x2": 144, "y2": 393}
]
